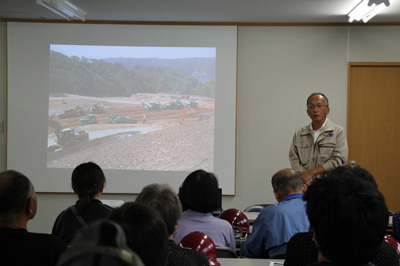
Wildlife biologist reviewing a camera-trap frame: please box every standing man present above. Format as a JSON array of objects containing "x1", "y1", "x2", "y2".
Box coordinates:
[
  {"x1": 289, "y1": 93, "x2": 348, "y2": 184},
  {"x1": 0, "y1": 170, "x2": 67, "y2": 265},
  {"x1": 243, "y1": 169, "x2": 310, "y2": 258},
  {"x1": 143, "y1": 113, "x2": 146, "y2": 124}
]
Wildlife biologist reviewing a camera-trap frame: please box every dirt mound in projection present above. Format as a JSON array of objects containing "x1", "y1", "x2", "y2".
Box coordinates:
[
  {"x1": 47, "y1": 119, "x2": 215, "y2": 171},
  {"x1": 48, "y1": 93, "x2": 215, "y2": 171}
]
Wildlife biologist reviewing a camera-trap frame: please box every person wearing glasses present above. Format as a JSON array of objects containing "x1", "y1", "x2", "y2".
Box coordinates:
[{"x1": 289, "y1": 93, "x2": 348, "y2": 185}]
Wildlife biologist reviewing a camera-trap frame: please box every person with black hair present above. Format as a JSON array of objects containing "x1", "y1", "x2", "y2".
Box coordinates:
[
  {"x1": 284, "y1": 231, "x2": 399, "y2": 266},
  {"x1": 173, "y1": 169, "x2": 236, "y2": 249},
  {"x1": 0, "y1": 170, "x2": 67, "y2": 266},
  {"x1": 243, "y1": 168, "x2": 310, "y2": 258},
  {"x1": 52, "y1": 162, "x2": 112, "y2": 245},
  {"x1": 108, "y1": 202, "x2": 169, "y2": 266},
  {"x1": 135, "y1": 183, "x2": 209, "y2": 266},
  {"x1": 304, "y1": 165, "x2": 389, "y2": 266},
  {"x1": 289, "y1": 92, "x2": 348, "y2": 184}
]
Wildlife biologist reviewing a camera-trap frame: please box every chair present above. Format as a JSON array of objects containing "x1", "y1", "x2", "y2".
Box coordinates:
[
  {"x1": 216, "y1": 247, "x2": 238, "y2": 258},
  {"x1": 243, "y1": 204, "x2": 271, "y2": 213},
  {"x1": 270, "y1": 251, "x2": 286, "y2": 259}
]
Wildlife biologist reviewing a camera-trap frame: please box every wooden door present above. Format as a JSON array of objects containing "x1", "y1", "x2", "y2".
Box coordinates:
[{"x1": 347, "y1": 62, "x2": 400, "y2": 212}]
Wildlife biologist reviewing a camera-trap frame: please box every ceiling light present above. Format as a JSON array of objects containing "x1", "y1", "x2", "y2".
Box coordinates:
[
  {"x1": 348, "y1": 0, "x2": 390, "y2": 23},
  {"x1": 36, "y1": 0, "x2": 86, "y2": 21}
]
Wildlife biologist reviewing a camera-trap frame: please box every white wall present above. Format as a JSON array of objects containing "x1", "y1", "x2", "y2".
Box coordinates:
[
  {"x1": 348, "y1": 26, "x2": 400, "y2": 61},
  {"x1": 1, "y1": 23, "x2": 400, "y2": 233}
]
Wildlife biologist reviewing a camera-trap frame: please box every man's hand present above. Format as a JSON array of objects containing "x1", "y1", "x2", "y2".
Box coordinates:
[
  {"x1": 299, "y1": 171, "x2": 314, "y2": 184},
  {"x1": 299, "y1": 165, "x2": 325, "y2": 185}
]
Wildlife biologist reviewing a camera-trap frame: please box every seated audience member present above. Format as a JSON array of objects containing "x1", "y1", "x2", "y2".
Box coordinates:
[
  {"x1": 108, "y1": 202, "x2": 169, "y2": 266},
  {"x1": 285, "y1": 166, "x2": 399, "y2": 266},
  {"x1": 304, "y1": 165, "x2": 389, "y2": 266},
  {"x1": 284, "y1": 232, "x2": 319, "y2": 266},
  {"x1": 243, "y1": 168, "x2": 310, "y2": 258},
  {"x1": 52, "y1": 162, "x2": 112, "y2": 245},
  {"x1": 0, "y1": 170, "x2": 67, "y2": 266},
  {"x1": 173, "y1": 169, "x2": 236, "y2": 249},
  {"x1": 284, "y1": 232, "x2": 399, "y2": 266},
  {"x1": 392, "y1": 211, "x2": 400, "y2": 243},
  {"x1": 57, "y1": 220, "x2": 145, "y2": 266},
  {"x1": 135, "y1": 183, "x2": 209, "y2": 266}
]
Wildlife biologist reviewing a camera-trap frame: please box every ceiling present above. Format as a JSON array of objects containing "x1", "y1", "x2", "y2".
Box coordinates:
[{"x1": 1, "y1": 0, "x2": 400, "y2": 24}]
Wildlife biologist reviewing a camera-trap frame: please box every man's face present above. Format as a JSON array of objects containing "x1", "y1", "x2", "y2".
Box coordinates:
[{"x1": 307, "y1": 95, "x2": 330, "y2": 125}]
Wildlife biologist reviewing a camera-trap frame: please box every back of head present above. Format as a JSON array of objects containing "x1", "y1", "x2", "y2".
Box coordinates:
[
  {"x1": 179, "y1": 169, "x2": 219, "y2": 213},
  {"x1": 304, "y1": 166, "x2": 388, "y2": 265},
  {"x1": 57, "y1": 220, "x2": 145, "y2": 266},
  {"x1": 333, "y1": 165, "x2": 378, "y2": 188},
  {"x1": 271, "y1": 168, "x2": 303, "y2": 197},
  {"x1": 135, "y1": 183, "x2": 182, "y2": 236},
  {"x1": 0, "y1": 170, "x2": 35, "y2": 226},
  {"x1": 107, "y1": 202, "x2": 169, "y2": 266},
  {"x1": 71, "y1": 162, "x2": 106, "y2": 215}
]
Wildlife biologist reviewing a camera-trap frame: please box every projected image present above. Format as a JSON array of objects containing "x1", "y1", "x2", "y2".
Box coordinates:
[{"x1": 47, "y1": 45, "x2": 216, "y2": 171}]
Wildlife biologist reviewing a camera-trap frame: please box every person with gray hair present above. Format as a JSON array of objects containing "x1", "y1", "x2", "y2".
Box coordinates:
[
  {"x1": 243, "y1": 168, "x2": 310, "y2": 258},
  {"x1": 135, "y1": 183, "x2": 209, "y2": 266},
  {"x1": 289, "y1": 92, "x2": 348, "y2": 184},
  {"x1": 0, "y1": 170, "x2": 67, "y2": 266}
]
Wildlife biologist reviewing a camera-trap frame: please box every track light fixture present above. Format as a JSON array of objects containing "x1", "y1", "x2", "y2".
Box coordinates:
[
  {"x1": 348, "y1": 0, "x2": 390, "y2": 23},
  {"x1": 36, "y1": 0, "x2": 86, "y2": 21}
]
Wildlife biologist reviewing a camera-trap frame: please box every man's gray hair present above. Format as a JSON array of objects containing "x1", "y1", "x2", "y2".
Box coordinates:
[
  {"x1": 307, "y1": 92, "x2": 329, "y2": 107},
  {"x1": 29, "y1": 182, "x2": 37, "y2": 204},
  {"x1": 0, "y1": 170, "x2": 35, "y2": 226},
  {"x1": 271, "y1": 169, "x2": 303, "y2": 197},
  {"x1": 135, "y1": 183, "x2": 182, "y2": 236}
]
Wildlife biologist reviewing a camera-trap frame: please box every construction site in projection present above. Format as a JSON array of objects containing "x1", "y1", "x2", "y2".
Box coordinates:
[{"x1": 47, "y1": 93, "x2": 215, "y2": 171}]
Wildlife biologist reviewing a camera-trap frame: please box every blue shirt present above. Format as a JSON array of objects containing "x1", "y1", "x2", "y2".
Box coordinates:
[{"x1": 243, "y1": 193, "x2": 310, "y2": 258}]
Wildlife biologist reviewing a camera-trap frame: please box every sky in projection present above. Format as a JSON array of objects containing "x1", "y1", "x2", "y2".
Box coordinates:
[{"x1": 50, "y1": 45, "x2": 216, "y2": 60}]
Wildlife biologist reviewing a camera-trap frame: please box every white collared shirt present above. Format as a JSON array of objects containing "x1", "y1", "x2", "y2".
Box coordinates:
[{"x1": 310, "y1": 119, "x2": 327, "y2": 144}]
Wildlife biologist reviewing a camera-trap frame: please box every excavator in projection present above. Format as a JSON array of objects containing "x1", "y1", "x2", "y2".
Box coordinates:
[
  {"x1": 181, "y1": 108, "x2": 210, "y2": 121},
  {"x1": 57, "y1": 105, "x2": 85, "y2": 119},
  {"x1": 48, "y1": 118, "x2": 89, "y2": 147}
]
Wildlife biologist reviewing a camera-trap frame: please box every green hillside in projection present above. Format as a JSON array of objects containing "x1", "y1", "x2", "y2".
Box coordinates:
[{"x1": 49, "y1": 51, "x2": 215, "y2": 97}]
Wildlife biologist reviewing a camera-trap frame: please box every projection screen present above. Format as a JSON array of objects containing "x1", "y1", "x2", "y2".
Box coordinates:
[{"x1": 7, "y1": 22, "x2": 237, "y2": 194}]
